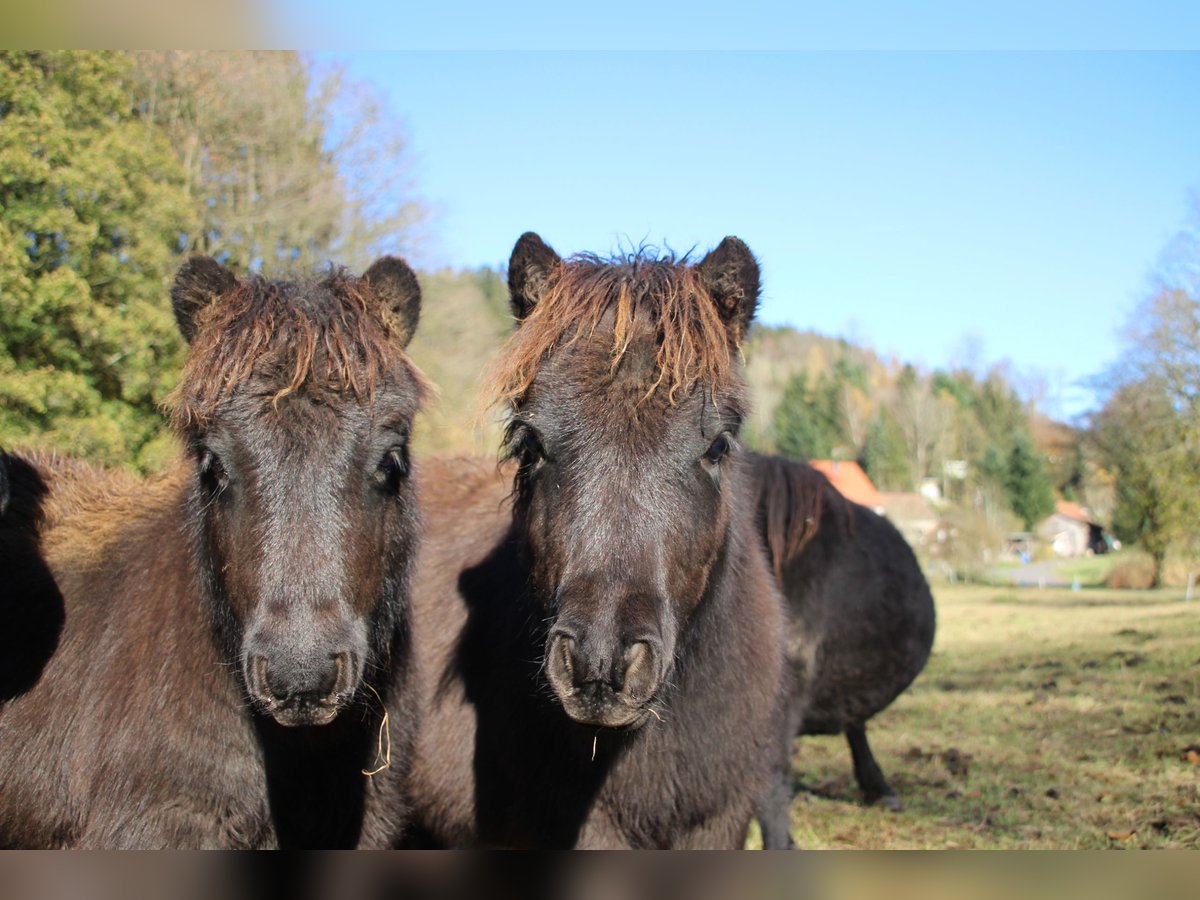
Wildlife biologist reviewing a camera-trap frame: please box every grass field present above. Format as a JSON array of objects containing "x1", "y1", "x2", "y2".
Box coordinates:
[{"x1": 770, "y1": 584, "x2": 1200, "y2": 849}]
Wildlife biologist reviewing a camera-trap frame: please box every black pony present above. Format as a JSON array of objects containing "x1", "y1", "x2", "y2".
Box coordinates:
[
  {"x1": 749, "y1": 453, "x2": 936, "y2": 848},
  {"x1": 0, "y1": 255, "x2": 427, "y2": 847},
  {"x1": 402, "y1": 234, "x2": 788, "y2": 848}
]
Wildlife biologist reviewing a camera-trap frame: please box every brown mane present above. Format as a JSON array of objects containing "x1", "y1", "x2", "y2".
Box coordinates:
[
  {"x1": 752, "y1": 454, "x2": 838, "y2": 580},
  {"x1": 168, "y1": 270, "x2": 422, "y2": 429},
  {"x1": 485, "y1": 251, "x2": 741, "y2": 410},
  {"x1": 9, "y1": 448, "x2": 185, "y2": 572}
]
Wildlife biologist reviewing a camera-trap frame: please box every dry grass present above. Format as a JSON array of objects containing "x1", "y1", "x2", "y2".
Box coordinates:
[{"x1": 765, "y1": 584, "x2": 1200, "y2": 849}]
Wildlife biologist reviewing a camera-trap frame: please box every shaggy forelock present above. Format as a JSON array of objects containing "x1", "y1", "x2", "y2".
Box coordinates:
[
  {"x1": 485, "y1": 250, "x2": 743, "y2": 413},
  {"x1": 168, "y1": 270, "x2": 426, "y2": 429}
]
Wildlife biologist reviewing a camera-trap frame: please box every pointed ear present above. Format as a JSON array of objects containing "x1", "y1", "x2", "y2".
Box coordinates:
[
  {"x1": 363, "y1": 256, "x2": 421, "y2": 348},
  {"x1": 172, "y1": 255, "x2": 238, "y2": 344},
  {"x1": 507, "y1": 232, "x2": 561, "y2": 321},
  {"x1": 697, "y1": 237, "x2": 760, "y2": 339}
]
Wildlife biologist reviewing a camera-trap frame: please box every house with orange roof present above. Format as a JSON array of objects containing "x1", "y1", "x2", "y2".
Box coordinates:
[
  {"x1": 1037, "y1": 499, "x2": 1106, "y2": 558},
  {"x1": 809, "y1": 459, "x2": 885, "y2": 514}
]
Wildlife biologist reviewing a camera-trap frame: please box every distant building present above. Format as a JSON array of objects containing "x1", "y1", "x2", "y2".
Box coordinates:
[
  {"x1": 809, "y1": 459, "x2": 885, "y2": 514},
  {"x1": 879, "y1": 491, "x2": 939, "y2": 549},
  {"x1": 1037, "y1": 500, "x2": 1106, "y2": 558},
  {"x1": 919, "y1": 478, "x2": 942, "y2": 503}
]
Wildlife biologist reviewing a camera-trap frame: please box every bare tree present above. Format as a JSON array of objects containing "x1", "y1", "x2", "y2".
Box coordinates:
[
  {"x1": 132, "y1": 52, "x2": 427, "y2": 273},
  {"x1": 893, "y1": 368, "x2": 951, "y2": 490}
]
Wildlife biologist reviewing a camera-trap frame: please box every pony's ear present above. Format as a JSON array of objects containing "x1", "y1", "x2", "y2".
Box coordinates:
[
  {"x1": 507, "y1": 232, "x2": 561, "y2": 321},
  {"x1": 697, "y1": 236, "x2": 760, "y2": 339},
  {"x1": 172, "y1": 255, "x2": 238, "y2": 344},
  {"x1": 363, "y1": 256, "x2": 421, "y2": 349}
]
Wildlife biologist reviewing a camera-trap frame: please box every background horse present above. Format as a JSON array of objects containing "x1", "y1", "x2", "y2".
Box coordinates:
[
  {"x1": 0, "y1": 255, "x2": 426, "y2": 848},
  {"x1": 749, "y1": 453, "x2": 936, "y2": 848},
  {"x1": 402, "y1": 233, "x2": 788, "y2": 848}
]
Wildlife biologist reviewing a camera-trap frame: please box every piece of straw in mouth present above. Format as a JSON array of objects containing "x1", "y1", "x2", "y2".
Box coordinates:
[{"x1": 362, "y1": 683, "x2": 391, "y2": 777}]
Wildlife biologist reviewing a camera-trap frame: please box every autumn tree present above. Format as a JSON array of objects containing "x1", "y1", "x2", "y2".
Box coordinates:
[
  {"x1": 1092, "y1": 380, "x2": 1174, "y2": 585},
  {"x1": 1094, "y1": 285, "x2": 1200, "y2": 591}
]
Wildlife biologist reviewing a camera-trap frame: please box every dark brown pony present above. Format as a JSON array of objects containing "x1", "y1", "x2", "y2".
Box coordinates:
[
  {"x1": 748, "y1": 453, "x2": 936, "y2": 849},
  {"x1": 403, "y1": 234, "x2": 788, "y2": 848},
  {"x1": 0, "y1": 256, "x2": 427, "y2": 848}
]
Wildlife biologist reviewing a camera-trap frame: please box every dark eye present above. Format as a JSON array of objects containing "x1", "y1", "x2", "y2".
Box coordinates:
[
  {"x1": 703, "y1": 434, "x2": 731, "y2": 467},
  {"x1": 198, "y1": 447, "x2": 228, "y2": 494},
  {"x1": 511, "y1": 426, "x2": 547, "y2": 485},
  {"x1": 509, "y1": 424, "x2": 545, "y2": 467},
  {"x1": 520, "y1": 429, "x2": 545, "y2": 465},
  {"x1": 375, "y1": 444, "x2": 410, "y2": 494}
]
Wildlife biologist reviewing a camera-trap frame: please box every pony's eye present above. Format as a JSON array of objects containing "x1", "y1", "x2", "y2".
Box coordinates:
[
  {"x1": 521, "y1": 429, "x2": 546, "y2": 465},
  {"x1": 703, "y1": 434, "x2": 731, "y2": 467},
  {"x1": 375, "y1": 445, "x2": 409, "y2": 493},
  {"x1": 198, "y1": 448, "x2": 228, "y2": 493},
  {"x1": 511, "y1": 427, "x2": 547, "y2": 488}
]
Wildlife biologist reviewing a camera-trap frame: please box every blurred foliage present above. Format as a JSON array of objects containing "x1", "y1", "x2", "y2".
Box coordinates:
[
  {"x1": 130, "y1": 51, "x2": 427, "y2": 275},
  {"x1": 406, "y1": 268, "x2": 513, "y2": 458},
  {"x1": 772, "y1": 356, "x2": 867, "y2": 464},
  {"x1": 0, "y1": 51, "x2": 196, "y2": 469},
  {"x1": 772, "y1": 371, "x2": 841, "y2": 462},
  {"x1": 1092, "y1": 287, "x2": 1200, "y2": 587},
  {"x1": 1003, "y1": 432, "x2": 1056, "y2": 529},
  {"x1": 861, "y1": 405, "x2": 909, "y2": 492},
  {"x1": 930, "y1": 498, "x2": 1021, "y2": 583}
]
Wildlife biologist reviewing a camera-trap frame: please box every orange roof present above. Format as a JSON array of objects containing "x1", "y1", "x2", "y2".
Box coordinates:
[
  {"x1": 809, "y1": 460, "x2": 884, "y2": 508},
  {"x1": 1054, "y1": 499, "x2": 1094, "y2": 523}
]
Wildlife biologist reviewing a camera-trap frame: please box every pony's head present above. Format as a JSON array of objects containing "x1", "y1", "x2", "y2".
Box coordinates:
[
  {"x1": 170, "y1": 255, "x2": 426, "y2": 726},
  {"x1": 490, "y1": 233, "x2": 759, "y2": 729}
]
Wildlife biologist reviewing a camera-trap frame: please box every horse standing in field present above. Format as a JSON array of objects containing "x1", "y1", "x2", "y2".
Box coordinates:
[
  {"x1": 0, "y1": 255, "x2": 427, "y2": 848},
  {"x1": 403, "y1": 233, "x2": 788, "y2": 848},
  {"x1": 748, "y1": 454, "x2": 936, "y2": 849}
]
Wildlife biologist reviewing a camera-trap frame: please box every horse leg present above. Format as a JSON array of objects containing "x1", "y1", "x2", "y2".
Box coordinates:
[
  {"x1": 754, "y1": 753, "x2": 796, "y2": 849},
  {"x1": 756, "y1": 690, "x2": 805, "y2": 849},
  {"x1": 846, "y1": 723, "x2": 900, "y2": 811}
]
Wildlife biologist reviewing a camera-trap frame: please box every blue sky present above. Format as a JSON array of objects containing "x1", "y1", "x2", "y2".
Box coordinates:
[{"x1": 286, "y1": 12, "x2": 1200, "y2": 420}]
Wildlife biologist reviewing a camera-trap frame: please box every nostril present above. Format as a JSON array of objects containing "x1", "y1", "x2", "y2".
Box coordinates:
[
  {"x1": 252, "y1": 656, "x2": 273, "y2": 698},
  {"x1": 332, "y1": 651, "x2": 348, "y2": 695},
  {"x1": 555, "y1": 635, "x2": 576, "y2": 681},
  {"x1": 546, "y1": 632, "x2": 578, "y2": 696},
  {"x1": 621, "y1": 640, "x2": 659, "y2": 702}
]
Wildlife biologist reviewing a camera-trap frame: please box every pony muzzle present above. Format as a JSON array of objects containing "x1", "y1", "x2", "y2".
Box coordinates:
[
  {"x1": 246, "y1": 649, "x2": 358, "y2": 727},
  {"x1": 545, "y1": 627, "x2": 664, "y2": 729}
]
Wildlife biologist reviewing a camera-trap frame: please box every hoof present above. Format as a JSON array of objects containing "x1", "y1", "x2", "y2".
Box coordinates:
[{"x1": 868, "y1": 793, "x2": 902, "y2": 812}]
